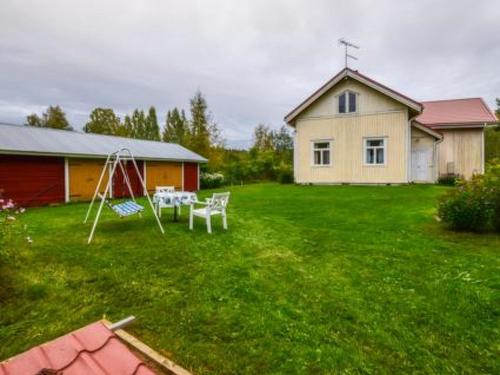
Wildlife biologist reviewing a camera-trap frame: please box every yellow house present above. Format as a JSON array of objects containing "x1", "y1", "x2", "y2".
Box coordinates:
[{"x1": 285, "y1": 68, "x2": 497, "y2": 184}]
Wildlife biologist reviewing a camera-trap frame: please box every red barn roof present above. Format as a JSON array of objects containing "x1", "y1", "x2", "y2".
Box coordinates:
[
  {"x1": 0, "y1": 321, "x2": 157, "y2": 375},
  {"x1": 417, "y1": 98, "x2": 497, "y2": 129}
]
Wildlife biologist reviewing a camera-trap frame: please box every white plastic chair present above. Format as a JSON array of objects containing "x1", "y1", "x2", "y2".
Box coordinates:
[
  {"x1": 189, "y1": 192, "x2": 230, "y2": 234},
  {"x1": 155, "y1": 186, "x2": 176, "y2": 217}
]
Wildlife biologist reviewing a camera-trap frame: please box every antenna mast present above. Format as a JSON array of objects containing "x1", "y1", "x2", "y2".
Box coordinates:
[{"x1": 338, "y1": 38, "x2": 360, "y2": 68}]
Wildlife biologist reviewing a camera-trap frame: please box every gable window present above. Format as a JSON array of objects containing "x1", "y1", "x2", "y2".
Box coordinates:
[
  {"x1": 338, "y1": 91, "x2": 357, "y2": 114},
  {"x1": 349, "y1": 92, "x2": 356, "y2": 112},
  {"x1": 364, "y1": 138, "x2": 386, "y2": 165},
  {"x1": 338, "y1": 93, "x2": 346, "y2": 113},
  {"x1": 312, "y1": 141, "x2": 331, "y2": 166}
]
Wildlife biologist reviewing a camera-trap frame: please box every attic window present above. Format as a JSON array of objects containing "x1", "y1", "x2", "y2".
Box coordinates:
[{"x1": 338, "y1": 91, "x2": 357, "y2": 113}]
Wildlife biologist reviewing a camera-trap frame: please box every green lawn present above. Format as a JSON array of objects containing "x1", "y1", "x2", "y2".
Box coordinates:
[{"x1": 1, "y1": 184, "x2": 498, "y2": 374}]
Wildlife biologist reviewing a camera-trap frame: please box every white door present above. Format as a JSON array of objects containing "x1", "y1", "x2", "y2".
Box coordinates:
[{"x1": 411, "y1": 149, "x2": 432, "y2": 182}]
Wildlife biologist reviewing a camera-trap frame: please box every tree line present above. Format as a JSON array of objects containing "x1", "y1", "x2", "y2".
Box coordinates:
[{"x1": 25, "y1": 91, "x2": 294, "y2": 185}]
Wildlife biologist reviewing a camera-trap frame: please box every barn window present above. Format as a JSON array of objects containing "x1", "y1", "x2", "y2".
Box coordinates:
[
  {"x1": 364, "y1": 138, "x2": 386, "y2": 165},
  {"x1": 338, "y1": 91, "x2": 357, "y2": 113},
  {"x1": 312, "y1": 141, "x2": 331, "y2": 166}
]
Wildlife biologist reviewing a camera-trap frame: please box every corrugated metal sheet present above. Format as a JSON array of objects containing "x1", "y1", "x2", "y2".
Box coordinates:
[
  {"x1": 0, "y1": 123, "x2": 207, "y2": 162},
  {"x1": 0, "y1": 321, "x2": 157, "y2": 375}
]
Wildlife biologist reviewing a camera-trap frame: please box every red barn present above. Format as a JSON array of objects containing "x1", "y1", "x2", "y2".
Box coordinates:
[{"x1": 0, "y1": 123, "x2": 206, "y2": 207}]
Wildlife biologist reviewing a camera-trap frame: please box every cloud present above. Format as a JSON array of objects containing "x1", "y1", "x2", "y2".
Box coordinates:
[{"x1": 0, "y1": 0, "x2": 498, "y2": 147}]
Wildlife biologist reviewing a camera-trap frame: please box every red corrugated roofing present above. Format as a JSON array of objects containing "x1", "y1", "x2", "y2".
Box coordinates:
[
  {"x1": 416, "y1": 98, "x2": 497, "y2": 128},
  {"x1": 0, "y1": 321, "x2": 157, "y2": 375}
]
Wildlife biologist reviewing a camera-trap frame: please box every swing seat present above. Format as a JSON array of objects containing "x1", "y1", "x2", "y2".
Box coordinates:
[
  {"x1": 98, "y1": 193, "x2": 144, "y2": 217},
  {"x1": 112, "y1": 201, "x2": 144, "y2": 217}
]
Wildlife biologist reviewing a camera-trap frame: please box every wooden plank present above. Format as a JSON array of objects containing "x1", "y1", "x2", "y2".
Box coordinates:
[
  {"x1": 102, "y1": 320, "x2": 192, "y2": 375},
  {"x1": 69, "y1": 158, "x2": 109, "y2": 201},
  {"x1": 146, "y1": 161, "x2": 182, "y2": 191}
]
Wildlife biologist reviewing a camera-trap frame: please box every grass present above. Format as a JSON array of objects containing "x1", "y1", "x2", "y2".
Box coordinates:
[{"x1": 0, "y1": 183, "x2": 498, "y2": 374}]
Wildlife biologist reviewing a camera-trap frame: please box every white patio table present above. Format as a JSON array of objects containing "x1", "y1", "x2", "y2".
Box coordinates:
[{"x1": 153, "y1": 191, "x2": 197, "y2": 222}]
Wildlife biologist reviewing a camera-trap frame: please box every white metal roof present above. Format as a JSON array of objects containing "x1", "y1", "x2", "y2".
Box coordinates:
[{"x1": 0, "y1": 123, "x2": 207, "y2": 162}]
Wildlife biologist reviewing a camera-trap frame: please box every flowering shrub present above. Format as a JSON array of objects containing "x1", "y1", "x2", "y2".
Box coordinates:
[
  {"x1": 200, "y1": 172, "x2": 225, "y2": 189},
  {"x1": 437, "y1": 161, "x2": 500, "y2": 232},
  {"x1": 0, "y1": 195, "x2": 28, "y2": 254}
]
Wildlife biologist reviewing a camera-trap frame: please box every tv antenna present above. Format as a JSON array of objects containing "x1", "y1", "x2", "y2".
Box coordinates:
[{"x1": 338, "y1": 38, "x2": 359, "y2": 68}]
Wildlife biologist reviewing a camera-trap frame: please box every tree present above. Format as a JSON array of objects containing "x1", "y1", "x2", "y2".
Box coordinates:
[
  {"x1": 83, "y1": 108, "x2": 121, "y2": 135},
  {"x1": 252, "y1": 124, "x2": 274, "y2": 150},
  {"x1": 188, "y1": 91, "x2": 211, "y2": 157},
  {"x1": 163, "y1": 108, "x2": 189, "y2": 145},
  {"x1": 145, "y1": 106, "x2": 160, "y2": 141},
  {"x1": 25, "y1": 105, "x2": 72, "y2": 130},
  {"x1": 26, "y1": 113, "x2": 43, "y2": 127},
  {"x1": 130, "y1": 109, "x2": 147, "y2": 139},
  {"x1": 272, "y1": 126, "x2": 293, "y2": 153}
]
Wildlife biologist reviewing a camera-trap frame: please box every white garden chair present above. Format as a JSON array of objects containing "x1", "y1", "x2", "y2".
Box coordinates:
[
  {"x1": 189, "y1": 192, "x2": 230, "y2": 234},
  {"x1": 155, "y1": 186, "x2": 176, "y2": 217}
]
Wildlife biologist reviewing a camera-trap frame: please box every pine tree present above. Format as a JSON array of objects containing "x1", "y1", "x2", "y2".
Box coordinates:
[
  {"x1": 146, "y1": 106, "x2": 160, "y2": 140},
  {"x1": 84, "y1": 108, "x2": 121, "y2": 135},
  {"x1": 188, "y1": 91, "x2": 211, "y2": 157},
  {"x1": 163, "y1": 108, "x2": 189, "y2": 145},
  {"x1": 123, "y1": 115, "x2": 134, "y2": 137},
  {"x1": 130, "y1": 109, "x2": 147, "y2": 139}
]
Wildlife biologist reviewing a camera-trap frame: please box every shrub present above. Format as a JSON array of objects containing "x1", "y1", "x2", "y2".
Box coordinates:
[
  {"x1": 437, "y1": 162, "x2": 500, "y2": 232},
  {"x1": 277, "y1": 166, "x2": 294, "y2": 184},
  {"x1": 437, "y1": 174, "x2": 459, "y2": 186},
  {"x1": 200, "y1": 172, "x2": 225, "y2": 189}
]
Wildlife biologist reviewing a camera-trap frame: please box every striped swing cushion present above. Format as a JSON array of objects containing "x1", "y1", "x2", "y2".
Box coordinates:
[{"x1": 112, "y1": 201, "x2": 144, "y2": 217}]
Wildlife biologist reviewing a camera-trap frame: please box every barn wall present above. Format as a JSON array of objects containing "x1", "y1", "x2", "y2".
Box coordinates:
[
  {"x1": 68, "y1": 158, "x2": 109, "y2": 201},
  {"x1": 0, "y1": 155, "x2": 65, "y2": 206},
  {"x1": 145, "y1": 161, "x2": 182, "y2": 192},
  {"x1": 113, "y1": 160, "x2": 144, "y2": 198},
  {"x1": 183, "y1": 163, "x2": 199, "y2": 191}
]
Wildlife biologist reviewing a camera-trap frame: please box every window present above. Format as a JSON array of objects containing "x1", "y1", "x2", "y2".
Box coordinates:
[
  {"x1": 365, "y1": 138, "x2": 386, "y2": 165},
  {"x1": 338, "y1": 93, "x2": 346, "y2": 113},
  {"x1": 312, "y1": 141, "x2": 331, "y2": 166},
  {"x1": 338, "y1": 91, "x2": 357, "y2": 113}
]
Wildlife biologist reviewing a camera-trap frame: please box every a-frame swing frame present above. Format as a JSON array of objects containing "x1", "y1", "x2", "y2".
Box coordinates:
[{"x1": 84, "y1": 148, "x2": 164, "y2": 244}]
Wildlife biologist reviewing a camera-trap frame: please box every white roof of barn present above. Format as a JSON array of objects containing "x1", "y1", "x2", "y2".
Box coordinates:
[{"x1": 0, "y1": 123, "x2": 207, "y2": 162}]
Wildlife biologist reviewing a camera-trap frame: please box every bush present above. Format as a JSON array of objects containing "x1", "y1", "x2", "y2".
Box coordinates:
[
  {"x1": 200, "y1": 172, "x2": 225, "y2": 189},
  {"x1": 437, "y1": 162, "x2": 500, "y2": 232},
  {"x1": 437, "y1": 174, "x2": 459, "y2": 186},
  {"x1": 277, "y1": 166, "x2": 294, "y2": 184}
]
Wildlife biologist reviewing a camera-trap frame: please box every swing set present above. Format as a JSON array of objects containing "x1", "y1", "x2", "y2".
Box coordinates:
[{"x1": 84, "y1": 148, "x2": 164, "y2": 244}]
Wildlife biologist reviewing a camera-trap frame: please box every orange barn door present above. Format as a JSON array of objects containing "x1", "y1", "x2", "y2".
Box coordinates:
[
  {"x1": 69, "y1": 158, "x2": 109, "y2": 201},
  {"x1": 146, "y1": 161, "x2": 182, "y2": 192}
]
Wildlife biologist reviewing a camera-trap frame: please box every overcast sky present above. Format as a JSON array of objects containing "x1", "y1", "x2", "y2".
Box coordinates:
[{"x1": 1, "y1": 0, "x2": 499, "y2": 148}]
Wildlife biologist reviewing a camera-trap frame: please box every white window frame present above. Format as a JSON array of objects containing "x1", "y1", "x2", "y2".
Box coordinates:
[
  {"x1": 363, "y1": 137, "x2": 387, "y2": 166},
  {"x1": 337, "y1": 90, "x2": 358, "y2": 114},
  {"x1": 311, "y1": 139, "x2": 333, "y2": 167}
]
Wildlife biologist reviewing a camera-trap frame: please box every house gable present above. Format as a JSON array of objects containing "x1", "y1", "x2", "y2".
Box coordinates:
[
  {"x1": 299, "y1": 78, "x2": 409, "y2": 120},
  {"x1": 285, "y1": 68, "x2": 422, "y2": 126}
]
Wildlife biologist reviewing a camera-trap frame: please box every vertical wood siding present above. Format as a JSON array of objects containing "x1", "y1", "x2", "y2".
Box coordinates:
[
  {"x1": 145, "y1": 161, "x2": 182, "y2": 192},
  {"x1": 437, "y1": 128, "x2": 484, "y2": 178},
  {"x1": 295, "y1": 111, "x2": 408, "y2": 183},
  {"x1": 183, "y1": 163, "x2": 198, "y2": 191},
  {"x1": 68, "y1": 158, "x2": 109, "y2": 201},
  {"x1": 0, "y1": 155, "x2": 64, "y2": 206},
  {"x1": 294, "y1": 77, "x2": 410, "y2": 184}
]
